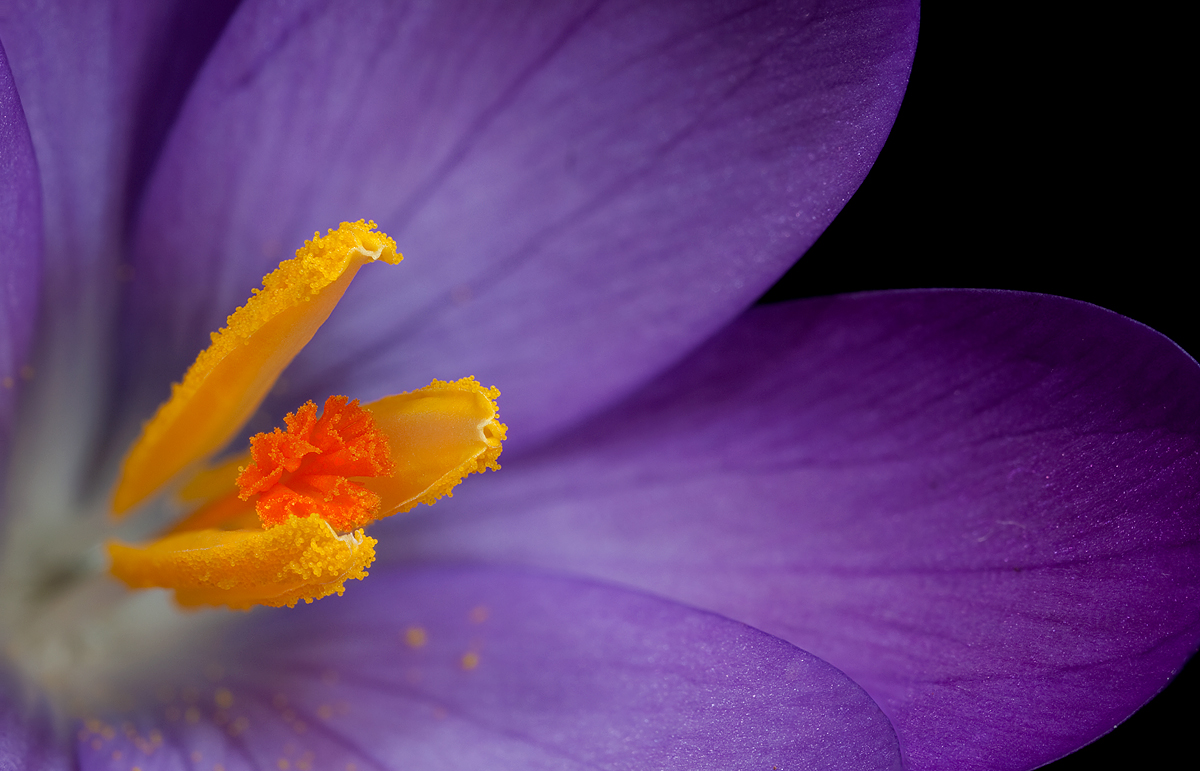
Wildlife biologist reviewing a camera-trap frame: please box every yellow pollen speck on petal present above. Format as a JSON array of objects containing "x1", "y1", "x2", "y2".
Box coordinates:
[
  {"x1": 106, "y1": 514, "x2": 377, "y2": 610},
  {"x1": 113, "y1": 221, "x2": 401, "y2": 515},
  {"x1": 461, "y1": 652, "x2": 480, "y2": 670},
  {"x1": 404, "y1": 626, "x2": 427, "y2": 648}
]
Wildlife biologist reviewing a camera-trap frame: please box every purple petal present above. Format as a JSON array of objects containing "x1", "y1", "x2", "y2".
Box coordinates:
[
  {"x1": 392, "y1": 290, "x2": 1200, "y2": 770},
  {"x1": 0, "y1": 0, "x2": 239, "y2": 493},
  {"x1": 0, "y1": 673, "x2": 69, "y2": 770},
  {"x1": 75, "y1": 567, "x2": 901, "y2": 770},
  {"x1": 0, "y1": 0, "x2": 239, "y2": 287},
  {"x1": 122, "y1": 0, "x2": 918, "y2": 452},
  {"x1": 0, "y1": 39, "x2": 40, "y2": 472}
]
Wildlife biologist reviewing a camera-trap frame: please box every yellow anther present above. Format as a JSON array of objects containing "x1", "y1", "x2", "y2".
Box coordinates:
[
  {"x1": 105, "y1": 222, "x2": 506, "y2": 612},
  {"x1": 107, "y1": 514, "x2": 376, "y2": 610},
  {"x1": 113, "y1": 221, "x2": 401, "y2": 514},
  {"x1": 169, "y1": 377, "x2": 506, "y2": 534},
  {"x1": 363, "y1": 377, "x2": 506, "y2": 517}
]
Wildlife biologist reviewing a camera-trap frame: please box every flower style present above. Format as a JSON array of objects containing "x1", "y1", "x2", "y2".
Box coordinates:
[{"x1": 0, "y1": 2, "x2": 1197, "y2": 771}]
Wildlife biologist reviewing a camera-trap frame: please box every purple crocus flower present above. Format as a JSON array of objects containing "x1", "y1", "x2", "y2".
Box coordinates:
[{"x1": 0, "y1": 1, "x2": 1196, "y2": 770}]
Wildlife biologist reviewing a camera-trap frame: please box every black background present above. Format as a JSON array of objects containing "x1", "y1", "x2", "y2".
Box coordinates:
[{"x1": 756, "y1": 5, "x2": 1194, "y2": 767}]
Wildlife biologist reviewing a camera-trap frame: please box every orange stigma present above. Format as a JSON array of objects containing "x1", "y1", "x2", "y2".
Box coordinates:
[
  {"x1": 237, "y1": 396, "x2": 395, "y2": 532},
  {"x1": 105, "y1": 222, "x2": 506, "y2": 611}
]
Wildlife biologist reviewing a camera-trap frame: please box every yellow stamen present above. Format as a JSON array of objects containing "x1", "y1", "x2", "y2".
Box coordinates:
[
  {"x1": 167, "y1": 378, "x2": 506, "y2": 534},
  {"x1": 105, "y1": 222, "x2": 506, "y2": 612},
  {"x1": 363, "y1": 377, "x2": 506, "y2": 517},
  {"x1": 112, "y1": 221, "x2": 401, "y2": 514},
  {"x1": 107, "y1": 515, "x2": 376, "y2": 610}
]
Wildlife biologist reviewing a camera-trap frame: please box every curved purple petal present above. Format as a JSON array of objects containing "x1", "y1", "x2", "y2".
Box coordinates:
[
  {"x1": 0, "y1": 39, "x2": 40, "y2": 476},
  {"x1": 122, "y1": 0, "x2": 918, "y2": 452},
  {"x1": 0, "y1": 0, "x2": 239, "y2": 498},
  {"x1": 0, "y1": 1, "x2": 241, "y2": 242},
  {"x1": 0, "y1": 672, "x2": 69, "y2": 770},
  {"x1": 75, "y1": 567, "x2": 901, "y2": 770},
  {"x1": 392, "y1": 290, "x2": 1200, "y2": 770}
]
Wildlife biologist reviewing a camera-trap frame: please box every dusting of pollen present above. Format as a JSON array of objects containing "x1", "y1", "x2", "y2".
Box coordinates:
[
  {"x1": 113, "y1": 221, "x2": 402, "y2": 515},
  {"x1": 2, "y1": 220, "x2": 506, "y2": 742},
  {"x1": 104, "y1": 221, "x2": 506, "y2": 614},
  {"x1": 0, "y1": 218, "x2": 511, "y2": 734},
  {"x1": 109, "y1": 515, "x2": 378, "y2": 610},
  {"x1": 65, "y1": 588, "x2": 514, "y2": 765},
  {"x1": 405, "y1": 626, "x2": 428, "y2": 648},
  {"x1": 368, "y1": 377, "x2": 506, "y2": 515},
  {"x1": 185, "y1": 221, "x2": 400, "y2": 389}
]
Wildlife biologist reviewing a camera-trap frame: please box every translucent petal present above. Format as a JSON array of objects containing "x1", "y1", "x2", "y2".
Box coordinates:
[
  {"x1": 122, "y1": 0, "x2": 919, "y2": 454},
  {"x1": 394, "y1": 290, "x2": 1200, "y2": 770},
  {"x1": 76, "y1": 567, "x2": 903, "y2": 769}
]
